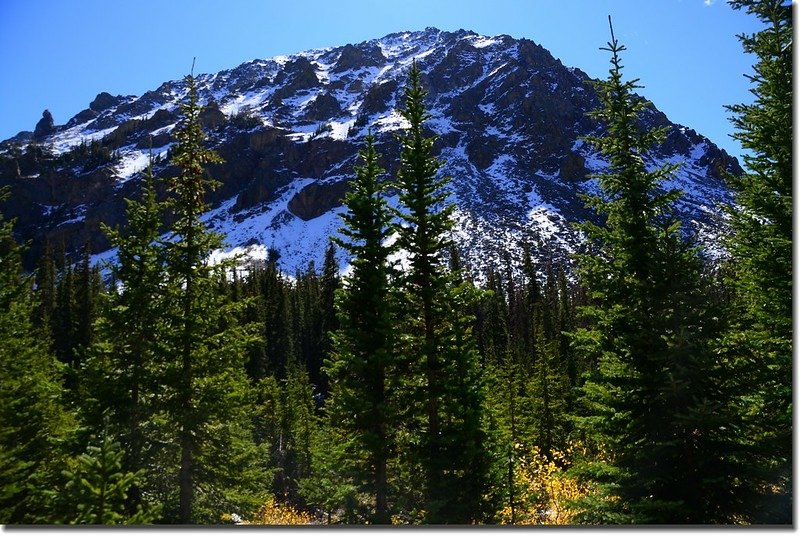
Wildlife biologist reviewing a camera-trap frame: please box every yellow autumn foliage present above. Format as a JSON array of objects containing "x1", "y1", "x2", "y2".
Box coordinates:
[
  {"x1": 238, "y1": 497, "x2": 314, "y2": 525},
  {"x1": 498, "y1": 445, "x2": 591, "y2": 525}
]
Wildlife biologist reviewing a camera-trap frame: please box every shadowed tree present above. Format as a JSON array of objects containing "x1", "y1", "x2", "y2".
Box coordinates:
[
  {"x1": 721, "y1": 0, "x2": 792, "y2": 522},
  {"x1": 570, "y1": 18, "x2": 748, "y2": 524},
  {"x1": 394, "y1": 61, "x2": 491, "y2": 524},
  {"x1": 325, "y1": 133, "x2": 396, "y2": 523}
]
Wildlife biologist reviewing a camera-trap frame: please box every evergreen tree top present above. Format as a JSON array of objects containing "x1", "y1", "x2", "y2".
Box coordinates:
[{"x1": 169, "y1": 74, "x2": 224, "y2": 220}]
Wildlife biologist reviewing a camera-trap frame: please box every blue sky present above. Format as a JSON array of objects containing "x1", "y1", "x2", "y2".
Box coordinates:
[{"x1": 0, "y1": 0, "x2": 762, "y2": 160}]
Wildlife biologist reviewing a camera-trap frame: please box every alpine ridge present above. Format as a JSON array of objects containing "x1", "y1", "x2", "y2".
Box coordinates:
[{"x1": 0, "y1": 27, "x2": 741, "y2": 276}]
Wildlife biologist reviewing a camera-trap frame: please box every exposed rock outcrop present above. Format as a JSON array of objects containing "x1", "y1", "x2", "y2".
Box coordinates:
[
  {"x1": 0, "y1": 27, "x2": 741, "y2": 274},
  {"x1": 288, "y1": 179, "x2": 349, "y2": 221},
  {"x1": 33, "y1": 110, "x2": 54, "y2": 139}
]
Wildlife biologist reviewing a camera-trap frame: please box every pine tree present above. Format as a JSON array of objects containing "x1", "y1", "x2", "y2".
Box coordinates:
[
  {"x1": 0, "y1": 188, "x2": 73, "y2": 523},
  {"x1": 555, "y1": 266, "x2": 578, "y2": 404},
  {"x1": 722, "y1": 0, "x2": 792, "y2": 521},
  {"x1": 394, "y1": 61, "x2": 490, "y2": 524},
  {"x1": 34, "y1": 239, "x2": 57, "y2": 328},
  {"x1": 317, "y1": 242, "x2": 339, "y2": 394},
  {"x1": 298, "y1": 417, "x2": 356, "y2": 524},
  {"x1": 241, "y1": 264, "x2": 269, "y2": 381},
  {"x1": 476, "y1": 269, "x2": 511, "y2": 364},
  {"x1": 52, "y1": 262, "x2": 78, "y2": 368},
  {"x1": 163, "y1": 74, "x2": 265, "y2": 523},
  {"x1": 570, "y1": 19, "x2": 746, "y2": 523},
  {"x1": 528, "y1": 260, "x2": 572, "y2": 459},
  {"x1": 325, "y1": 133, "x2": 396, "y2": 523},
  {"x1": 276, "y1": 362, "x2": 318, "y2": 506},
  {"x1": 295, "y1": 262, "x2": 322, "y2": 381},
  {"x1": 79, "y1": 162, "x2": 168, "y2": 516},
  {"x1": 58, "y1": 420, "x2": 159, "y2": 524},
  {"x1": 482, "y1": 353, "x2": 532, "y2": 524},
  {"x1": 74, "y1": 245, "x2": 102, "y2": 357},
  {"x1": 518, "y1": 243, "x2": 542, "y2": 366},
  {"x1": 262, "y1": 266, "x2": 296, "y2": 379}
]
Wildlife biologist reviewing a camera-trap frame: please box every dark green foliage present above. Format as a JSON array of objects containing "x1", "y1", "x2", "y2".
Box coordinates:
[
  {"x1": 394, "y1": 62, "x2": 490, "y2": 524},
  {"x1": 52, "y1": 263, "x2": 78, "y2": 366},
  {"x1": 298, "y1": 419, "x2": 356, "y2": 524},
  {"x1": 78, "y1": 163, "x2": 168, "y2": 517},
  {"x1": 474, "y1": 270, "x2": 511, "y2": 364},
  {"x1": 317, "y1": 242, "x2": 340, "y2": 393},
  {"x1": 0, "y1": 189, "x2": 73, "y2": 523},
  {"x1": 238, "y1": 263, "x2": 270, "y2": 380},
  {"x1": 58, "y1": 422, "x2": 159, "y2": 524},
  {"x1": 478, "y1": 251, "x2": 580, "y2": 523},
  {"x1": 262, "y1": 266, "x2": 296, "y2": 378},
  {"x1": 239, "y1": 261, "x2": 287, "y2": 380},
  {"x1": 46, "y1": 245, "x2": 103, "y2": 387},
  {"x1": 5, "y1": 13, "x2": 788, "y2": 524},
  {"x1": 570, "y1": 19, "x2": 747, "y2": 524},
  {"x1": 161, "y1": 74, "x2": 266, "y2": 523},
  {"x1": 74, "y1": 246, "x2": 103, "y2": 360},
  {"x1": 528, "y1": 261, "x2": 573, "y2": 458},
  {"x1": 57, "y1": 139, "x2": 118, "y2": 172},
  {"x1": 252, "y1": 368, "x2": 324, "y2": 517},
  {"x1": 325, "y1": 133, "x2": 396, "y2": 523},
  {"x1": 34, "y1": 240, "x2": 57, "y2": 327},
  {"x1": 229, "y1": 105, "x2": 263, "y2": 130},
  {"x1": 274, "y1": 363, "x2": 318, "y2": 505},
  {"x1": 482, "y1": 359, "x2": 525, "y2": 524},
  {"x1": 294, "y1": 249, "x2": 340, "y2": 390},
  {"x1": 722, "y1": 0, "x2": 792, "y2": 522}
]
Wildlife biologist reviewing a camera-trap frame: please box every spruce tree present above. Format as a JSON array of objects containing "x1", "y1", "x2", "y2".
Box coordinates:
[
  {"x1": 722, "y1": 0, "x2": 792, "y2": 521},
  {"x1": 74, "y1": 245, "x2": 102, "y2": 357},
  {"x1": 275, "y1": 361, "x2": 318, "y2": 507},
  {"x1": 317, "y1": 242, "x2": 339, "y2": 394},
  {"x1": 241, "y1": 264, "x2": 269, "y2": 381},
  {"x1": 528, "y1": 261, "x2": 572, "y2": 459},
  {"x1": 58, "y1": 420, "x2": 158, "y2": 524},
  {"x1": 325, "y1": 133, "x2": 396, "y2": 523},
  {"x1": 394, "y1": 61, "x2": 490, "y2": 524},
  {"x1": 476, "y1": 269, "x2": 511, "y2": 364},
  {"x1": 79, "y1": 162, "x2": 167, "y2": 517},
  {"x1": 298, "y1": 417, "x2": 356, "y2": 524},
  {"x1": 163, "y1": 74, "x2": 265, "y2": 523},
  {"x1": 0, "y1": 188, "x2": 73, "y2": 523},
  {"x1": 295, "y1": 262, "x2": 322, "y2": 381},
  {"x1": 570, "y1": 19, "x2": 746, "y2": 523},
  {"x1": 483, "y1": 353, "x2": 532, "y2": 524},
  {"x1": 34, "y1": 239, "x2": 57, "y2": 328},
  {"x1": 52, "y1": 262, "x2": 78, "y2": 368},
  {"x1": 263, "y1": 267, "x2": 296, "y2": 379}
]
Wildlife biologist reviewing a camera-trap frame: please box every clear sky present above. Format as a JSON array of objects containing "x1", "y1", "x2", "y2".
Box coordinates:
[{"x1": 0, "y1": 0, "x2": 762, "y2": 160}]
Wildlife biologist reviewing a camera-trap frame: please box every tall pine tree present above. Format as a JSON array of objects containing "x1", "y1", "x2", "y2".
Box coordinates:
[
  {"x1": 0, "y1": 188, "x2": 73, "y2": 523},
  {"x1": 722, "y1": 0, "x2": 792, "y2": 522},
  {"x1": 79, "y1": 161, "x2": 167, "y2": 517},
  {"x1": 325, "y1": 133, "x2": 396, "y2": 523},
  {"x1": 394, "y1": 61, "x2": 490, "y2": 524},
  {"x1": 163, "y1": 73, "x2": 265, "y2": 523},
  {"x1": 570, "y1": 19, "x2": 746, "y2": 523}
]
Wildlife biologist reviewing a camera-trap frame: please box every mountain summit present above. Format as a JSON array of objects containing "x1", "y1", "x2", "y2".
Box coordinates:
[{"x1": 0, "y1": 27, "x2": 740, "y2": 274}]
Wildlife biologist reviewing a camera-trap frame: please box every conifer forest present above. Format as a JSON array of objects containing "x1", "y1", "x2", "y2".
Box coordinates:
[{"x1": 0, "y1": 1, "x2": 791, "y2": 525}]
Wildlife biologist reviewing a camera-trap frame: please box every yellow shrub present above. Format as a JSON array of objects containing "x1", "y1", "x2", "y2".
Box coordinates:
[
  {"x1": 499, "y1": 445, "x2": 591, "y2": 525},
  {"x1": 239, "y1": 497, "x2": 314, "y2": 525}
]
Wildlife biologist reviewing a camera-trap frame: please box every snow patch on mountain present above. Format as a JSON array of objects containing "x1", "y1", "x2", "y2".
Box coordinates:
[
  {"x1": 50, "y1": 125, "x2": 118, "y2": 155},
  {"x1": 6, "y1": 26, "x2": 739, "y2": 279}
]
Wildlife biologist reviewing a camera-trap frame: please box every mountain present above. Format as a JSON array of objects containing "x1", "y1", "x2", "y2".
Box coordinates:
[{"x1": 0, "y1": 27, "x2": 740, "y2": 276}]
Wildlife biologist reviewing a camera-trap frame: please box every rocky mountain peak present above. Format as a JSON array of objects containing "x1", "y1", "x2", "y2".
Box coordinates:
[
  {"x1": 0, "y1": 28, "x2": 740, "y2": 276},
  {"x1": 33, "y1": 109, "x2": 55, "y2": 139}
]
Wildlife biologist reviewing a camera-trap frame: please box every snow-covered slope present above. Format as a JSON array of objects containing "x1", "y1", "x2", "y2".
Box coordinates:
[{"x1": 0, "y1": 27, "x2": 740, "y2": 276}]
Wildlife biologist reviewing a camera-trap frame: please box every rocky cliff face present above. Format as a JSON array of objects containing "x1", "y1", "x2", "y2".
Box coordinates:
[{"x1": 0, "y1": 27, "x2": 740, "y2": 275}]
